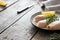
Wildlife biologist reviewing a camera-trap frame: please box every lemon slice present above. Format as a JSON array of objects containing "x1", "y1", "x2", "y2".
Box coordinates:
[
  {"x1": 41, "y1": 11, "x2": 55, "y2": 17},
  {"x1": 0, "y1": 0, "x2": 7, "y2": 7}
]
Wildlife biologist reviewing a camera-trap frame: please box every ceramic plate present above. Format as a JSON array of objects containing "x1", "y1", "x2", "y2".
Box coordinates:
[{"x1": 30, "y1": 11, "x2": 60, "y2": 30}]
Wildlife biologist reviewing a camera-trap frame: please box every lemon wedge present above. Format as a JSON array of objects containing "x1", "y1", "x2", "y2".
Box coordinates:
[
  {"x1": 41, "y1": 11, "x2": 55, "y2": 17},
  {"x1": 0, "y1": 0, "x2": 7, "y2": 7}
]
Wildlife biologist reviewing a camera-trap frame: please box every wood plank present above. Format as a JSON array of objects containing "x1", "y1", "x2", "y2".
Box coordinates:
[
  {"x1": 31, "y1": 29, "x2": 50, "y2": 40},
  {"x1": 45, "y1": 0, "x2": 60, "y2": 6},
  {"x1": 0, "y1": 0, "x2": 18, "y2": 11},
  {"x1": 32, "y1": 29, "x2": 60, "y2": 40},
  {"x1": 0, "y1": 0, "x2": 35, "y2": 33},
  {"x1": 0, "y1": 4, "x2": 41, "y2": 40},
  {"x1": 46, "y1": 5, "x2": 60, "y2": 11},
  {"x1": 0, "y1": 23, "x2": 38, "y2": 40}
]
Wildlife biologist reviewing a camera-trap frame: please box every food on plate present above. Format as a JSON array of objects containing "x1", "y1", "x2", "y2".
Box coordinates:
[
  {"x1": 0, "y1": 0, "x2": 7, "y2": 7},
  {"x1": 47, "y1": 20, "x2": 60, "y2": 30},
  {"x1": 34, "y1": 15, "x2": 45, "y2": 23},
  {"x1": 36, "y1": 20, "x2": 47, "y2": 28},
  {"x1": 33, "y1": 11, "x2": 60, "y2": 30}
]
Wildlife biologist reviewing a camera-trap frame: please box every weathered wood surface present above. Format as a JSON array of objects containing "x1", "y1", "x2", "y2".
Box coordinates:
[
  {"x1": 32, "y1": 29, "x2": 60, "y2": 40},
  {"x1": 0, "y1": 0, "x2": 19, "y2": 11},
  {"x1": 32, "y1": 30, "x2": 49, "y2": 40},
  {"x1": 0, "y1": 0, "x2": 60, "y2": 40},
  {"x1": 0, "y1": 0, "x2": 36, "y2": 33},
  {"x1": 44, "y1": 0, "x2": 60, "y2": 6},
  {"x1": 0, "y1": 4, "x2": 41, "y2": 40}
]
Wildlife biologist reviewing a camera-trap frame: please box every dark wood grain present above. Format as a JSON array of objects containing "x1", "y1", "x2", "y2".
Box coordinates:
[
  {"x1": 32, "y1": 29, "x2": 60, "y2": 40},
  {"x1": 0, "y1": 4, "x2": 41, "y2": 40},
  {"x1": 32, "y1": 30, "x2": 49, "y2": 40}
]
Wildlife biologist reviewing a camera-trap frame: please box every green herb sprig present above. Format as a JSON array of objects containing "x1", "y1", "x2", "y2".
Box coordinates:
[
  {"x1": 46, "y1": 15, "x2": 59, "y2": 24},
  {"x1": 48, "y1": 33, "x2": 60, "y2": 40}
]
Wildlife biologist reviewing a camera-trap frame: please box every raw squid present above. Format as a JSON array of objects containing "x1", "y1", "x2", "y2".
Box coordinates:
[
  {"x1": 34, "y1": 15, "x2": 45, "y2": 23},
  {"x1": 36, "y1": 20, "x2": 47, "y2": 28},
  {"x1": 47, "y1": 20, "x2": 60, "y2": 30}
]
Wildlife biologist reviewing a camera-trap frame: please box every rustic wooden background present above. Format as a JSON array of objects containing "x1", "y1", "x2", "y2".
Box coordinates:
[{"x1": 0, "y1": 0, "x2": 60, "y2": 40}]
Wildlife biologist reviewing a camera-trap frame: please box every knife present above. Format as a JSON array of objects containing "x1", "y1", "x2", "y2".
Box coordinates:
[{"x1": 17, "y1": 3, "x2": 36, "y2": 14}]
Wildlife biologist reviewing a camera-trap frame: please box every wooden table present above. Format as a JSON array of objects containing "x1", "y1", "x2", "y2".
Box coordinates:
[{"x1": 0, "y1": 0, "x2": 60, "y2": 40}]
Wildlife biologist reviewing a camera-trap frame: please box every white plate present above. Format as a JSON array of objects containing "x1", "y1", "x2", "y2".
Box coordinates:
[{"x1": 30, "y1": 11, "x2": 60, "y2": 30}]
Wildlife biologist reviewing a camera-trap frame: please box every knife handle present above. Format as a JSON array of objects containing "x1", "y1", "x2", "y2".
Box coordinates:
[{"x1": 17, "y1": 7, "x2": 29, "y2": 14}]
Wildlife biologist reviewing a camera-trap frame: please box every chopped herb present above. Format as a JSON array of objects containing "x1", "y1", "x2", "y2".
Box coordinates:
[
  {"x1": 46, "y1": 15, "x2": 59, "y2": 24},
  {"x1": 48, "y1": 33, "x2": 60, "y2": 40}
]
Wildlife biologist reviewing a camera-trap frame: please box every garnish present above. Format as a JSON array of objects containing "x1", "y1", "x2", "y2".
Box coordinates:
[
  {"x1": 48, "y1": 33, "x2": 60, "y2": 40},
  {"x1": 46, "y1": 15, "x2": 58, "y2": 24},
  {"x1": 41, "y1": 11, "x2": 59, "y2": 24},
  {"x1": 0, "y1": 0, "x2": 7, "y2": 7}
]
